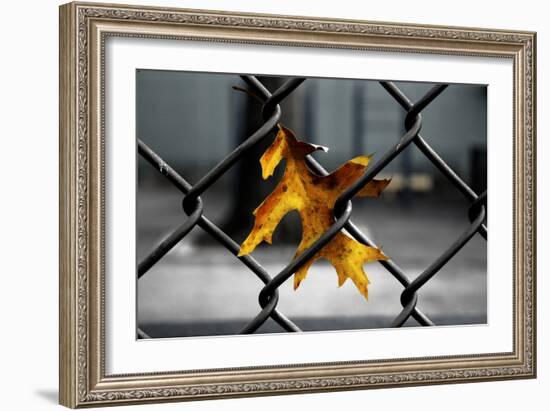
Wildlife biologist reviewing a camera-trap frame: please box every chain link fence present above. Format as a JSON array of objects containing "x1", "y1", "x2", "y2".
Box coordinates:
[{"x1": 136, "y1": 76, "x2": 487, "y2": 337}]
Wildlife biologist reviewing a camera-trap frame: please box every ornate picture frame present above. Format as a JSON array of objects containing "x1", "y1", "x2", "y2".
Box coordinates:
[{"x1": 59, "y1": 2, "x2": 536, "y2": 408}]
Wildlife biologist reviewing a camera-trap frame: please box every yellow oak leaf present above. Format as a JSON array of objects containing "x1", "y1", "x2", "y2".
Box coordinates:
[{"x1": 238, "y1": 125, "x2": 390, "y2": 300}]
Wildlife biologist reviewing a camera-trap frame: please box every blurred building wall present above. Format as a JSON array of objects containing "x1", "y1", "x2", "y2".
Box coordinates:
[{"x1": 137, "y1": 71, "x2": 486, "y2": 188}]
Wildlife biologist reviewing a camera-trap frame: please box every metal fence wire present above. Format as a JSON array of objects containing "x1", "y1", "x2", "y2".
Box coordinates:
[{"x1": 136, "y1": 76, "x2": 488, "y2": 337}]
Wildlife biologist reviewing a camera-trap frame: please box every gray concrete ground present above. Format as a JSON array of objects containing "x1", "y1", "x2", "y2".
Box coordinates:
[{"x1": 137, "y1": 184, "x2": 487, "y2": 338}]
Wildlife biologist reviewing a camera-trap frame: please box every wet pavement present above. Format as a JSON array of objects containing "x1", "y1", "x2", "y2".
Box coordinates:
[{"x1": 137, "y1": 185, "x2": 487, "y2": 338}]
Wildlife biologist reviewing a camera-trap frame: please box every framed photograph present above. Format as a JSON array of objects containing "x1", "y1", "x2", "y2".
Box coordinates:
[{"x1": 59, "y1": 2, "x2": 537, "y2": 408}]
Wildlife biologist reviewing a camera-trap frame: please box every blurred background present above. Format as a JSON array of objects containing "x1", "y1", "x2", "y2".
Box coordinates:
[{"x1": 136, "y1": 70, "x2": 487, "y2": 338}]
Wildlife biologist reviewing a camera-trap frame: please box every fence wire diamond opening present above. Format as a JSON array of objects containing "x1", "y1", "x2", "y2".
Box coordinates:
[{"x1": 136, "y1": 76, "x2": 487, "y2": 338}]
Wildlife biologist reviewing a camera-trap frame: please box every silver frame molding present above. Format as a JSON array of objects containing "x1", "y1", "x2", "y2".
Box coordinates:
[{"x1": 59, "y1": 2, "x2": 536, "y2": 408}]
